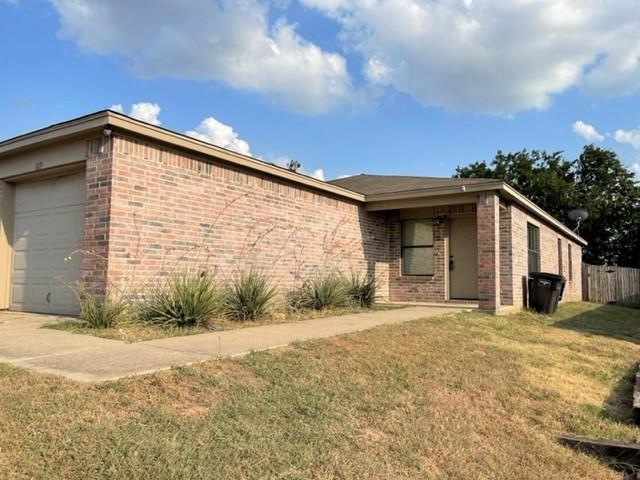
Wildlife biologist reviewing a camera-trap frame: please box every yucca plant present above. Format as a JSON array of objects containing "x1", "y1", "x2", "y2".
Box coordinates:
[
  {"x1": 345, "y1": 273, "x2": 377, "y2": 308},
  {"x1": 289, "y1": 274, "x2": 349, "y2": 311},
  {"x1": 222, "y1": 269, "x2": 277, "y2": 321},
  {"x1": 140, "y1": 271, "x2": 220, "y2": 328},
  {"x1": 78, "y1": 292, "x2": 129, "y2": 329}
]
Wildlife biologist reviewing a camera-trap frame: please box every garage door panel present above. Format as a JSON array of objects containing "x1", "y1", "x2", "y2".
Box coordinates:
[
  {"x1": 50, "y1": 284, "x2": 78, "y2": 313},
  {"x1": 11, "y1": 172, "x2": 85, "y2": 315},
  {"x1": 11, "y1": 283, "x2": 26, "y2": 306},
  {"x1": 12, "y1": 250, "x2": 28, "y2": 272}
]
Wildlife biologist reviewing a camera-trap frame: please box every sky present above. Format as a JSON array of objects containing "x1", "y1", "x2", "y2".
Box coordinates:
[{"x1": 1, "y1": 0, "x2": 640, "y2": 181}]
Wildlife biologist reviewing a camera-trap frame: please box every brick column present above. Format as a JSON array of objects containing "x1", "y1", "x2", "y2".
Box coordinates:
[
  {"x1": 477, "y1": 193, "x2": 500, "y2": 311},
  {"x1": 81, "y1": 136, "x2": 113, "y2": 296}
]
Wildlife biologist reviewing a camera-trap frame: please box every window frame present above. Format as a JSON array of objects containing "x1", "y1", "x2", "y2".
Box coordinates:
[
  {"x1": 568, "y1": 244, "x2": 573, "y2": 281},
  {"x1": 401, "y1": 218, "x2": 435, "y2": 276},
  {"x1": 527, "y1": 223, "x2": 540, "y2": 274},
  {"x1": 557, "y1": 238, "x2": 563, "y2": 276}
]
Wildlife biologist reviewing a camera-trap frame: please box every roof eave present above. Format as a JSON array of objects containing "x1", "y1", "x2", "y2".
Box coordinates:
[
  {"x1": 363, "y1": 181, "x2": 586, "y2": 245},
  {"x1": 363, "y1": 180, "x2": 505, "y2": 202},
  {"x1": 0, "y1": 111, "x2": 365, "y2": 203},
  {"x1": 500, "y1": 183, "x2": 587, "y2": 246},
  {"x1": 0, "y1": 111, "x2": 110, "y2": 156}
]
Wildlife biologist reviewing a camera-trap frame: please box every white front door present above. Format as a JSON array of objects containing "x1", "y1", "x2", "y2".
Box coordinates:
[{"x1": 11, "y1": 173, "x2": 85, "y2": 315}]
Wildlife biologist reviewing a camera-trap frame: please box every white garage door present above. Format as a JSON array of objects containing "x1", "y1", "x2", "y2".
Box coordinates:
[{"x1": 11, "y1": 173, "x2": 85, "y2": 315}]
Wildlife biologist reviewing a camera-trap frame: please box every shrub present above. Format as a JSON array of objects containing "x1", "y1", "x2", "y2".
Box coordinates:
[
  {"x1": 288, "y1": 274, "x2": 349, "y2": 311},
  {"x1": 140, "y1": 271, "x2": 220, "y2": 328},
  {"x1": 78, "y1": 292, "x2": 129, "y2": 329},
  {"x1": 345, "y1": 274, "x2": 377, "y2": 308},
  {"x1": 222, "y1": 269, "x2": 277, "y2": 321}
]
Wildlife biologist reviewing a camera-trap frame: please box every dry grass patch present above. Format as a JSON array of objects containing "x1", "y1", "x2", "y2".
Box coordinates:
[{"x1": 1, "y1": 302, "x2": 638, "y2": 479}]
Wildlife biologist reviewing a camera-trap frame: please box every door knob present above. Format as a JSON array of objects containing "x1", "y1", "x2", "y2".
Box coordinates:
[{"x1": 46, "y1": 292, "x2": 51, "y2": 303}]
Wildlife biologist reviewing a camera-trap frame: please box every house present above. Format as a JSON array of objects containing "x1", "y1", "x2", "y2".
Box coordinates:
[{"x1": 0, "y1": 111, "x2": 586, "y2": 315}]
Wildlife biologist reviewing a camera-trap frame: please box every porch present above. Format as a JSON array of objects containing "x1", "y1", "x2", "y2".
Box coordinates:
[{"x1": 370, "y1": 192, "x2": 512, "y2": 312}]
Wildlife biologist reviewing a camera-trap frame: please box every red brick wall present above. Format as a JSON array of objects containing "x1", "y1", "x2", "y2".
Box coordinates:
[
  {"x1": 81, "y1": 136, "x2": 113, "y2": 294},
  {"x1": 387, "y1": 211, "x2": 448, "y2": 303},
  {"x1": 477, "y1": 193, "x2": 501, "y2": 310},
  {"x1": 508, "y1": 204, "x2": 583, "y2": 305},
  {"x1": 98, "y1": 135, "x2": 389, "y2": 299},
  {"x1": 77, "y1": 134, "x2": 584, "y2": 310}
]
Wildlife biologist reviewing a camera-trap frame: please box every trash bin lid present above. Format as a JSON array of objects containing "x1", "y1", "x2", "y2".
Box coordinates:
[{"x1": 530, "y1": 272, "x2": 566, "y2": 281}]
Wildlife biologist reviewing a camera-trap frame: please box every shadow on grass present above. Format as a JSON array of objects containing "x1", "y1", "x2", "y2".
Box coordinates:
[
  {"x1": 601, "y1": 364, "x2": 637, "y2": 424},
  {"x1": 553, "y1": 304, "x2": 640, "y2": 345}
]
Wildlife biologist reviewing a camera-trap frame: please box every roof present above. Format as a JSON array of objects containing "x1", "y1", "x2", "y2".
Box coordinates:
[
  {"x1": 329, "y1": 174, "x2": 499, "y2": 196},
  {"x1": 330, "y1": 174, "x2": 587, "y2": 246},
  {"x1": 0, "y1": 110, "x2": 365, "y2": 202},
  {"x1": 0, "y1": 112, "x2": 586, "y2": 245}
]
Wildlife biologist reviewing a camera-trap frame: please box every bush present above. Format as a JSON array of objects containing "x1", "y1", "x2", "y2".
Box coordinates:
[
  {"x1": 140, "y1": 271, "x2": 220, "y2": 328},
  {"x1": 288, "y1": 274, "x2": 349, "y2": 311},
  {"x1": 79, "y1": 292, "x2": 129, "y2": 329},
  {"x1": 222, "y1": 269, "x2": 277, "y2": 321},
  {"x1": 345, "y1": 274, "x2": 377, "y2": 308}
]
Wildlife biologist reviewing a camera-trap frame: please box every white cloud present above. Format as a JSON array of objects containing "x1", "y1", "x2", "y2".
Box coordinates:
[
  {"x1": 129, "y1": 103, "x2": 161, "y2": 125},
  {"x1": 271, "y1": 156, "x2": 325, "y2": 180},
  {"x1": 52, "y1": 0, "x2": 354, "y2": 115},
  {"x1": 109, "y1": 103, "x2": 124, "y2": 113},
  {"x1": 572, "y1": 120, "x2": 603, "y2": 142},
  {"x1": 301, "y1": 0, "x2": 640, "y2": 114},
  {"x1": 185, "y1": 117, "x2": 251, "y2": 156},
  {"x1": 632, "y1": 161, "x2": 640, "y2": 175},
  {"x1": 614, "y1": 127, "x2": 640, "y2": 151},
  {"x1": 109, "y1": 102, "x2": 161, "y2": 125}
]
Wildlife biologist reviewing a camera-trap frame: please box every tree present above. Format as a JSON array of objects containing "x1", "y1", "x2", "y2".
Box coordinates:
[{"x1": 455, "y1": 146, "x2": 640, "y2": 267}]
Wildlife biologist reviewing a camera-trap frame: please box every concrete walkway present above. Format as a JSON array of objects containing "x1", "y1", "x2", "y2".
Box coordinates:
[{"x1": 0, "y1": 306, "x2": 467, "y2": 382}]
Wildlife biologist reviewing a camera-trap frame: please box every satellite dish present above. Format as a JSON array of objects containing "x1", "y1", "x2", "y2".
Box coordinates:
[
  {"x1": 568, "y1": 208, "x2": 588, "y2": 222},
  {"x1": 568, "y1": 208, "x2": 588, "y2": 232}
]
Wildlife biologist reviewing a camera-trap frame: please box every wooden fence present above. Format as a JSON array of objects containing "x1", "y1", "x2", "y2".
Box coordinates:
[{"x1": 582, "y1": 263, "x2": 640, "y2": 307}]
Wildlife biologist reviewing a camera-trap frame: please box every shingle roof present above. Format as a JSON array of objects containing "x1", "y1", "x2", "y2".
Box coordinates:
[{"x1": 328, "y1": 174, "x2": 500, "y2": 196}]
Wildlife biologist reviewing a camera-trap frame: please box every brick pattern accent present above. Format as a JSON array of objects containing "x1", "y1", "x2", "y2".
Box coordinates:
[
  {"x1": 81, "y1": 136, "x2": 113, "y2": 294},
  {"x1": 99, "y1": 135, "x2": 389, "y2": 299},
  {"x1": 477, "y1": 193, "x2": 501, "y2": 310},
  {"x1": 387, "y1": 211, "x2": 447, "y2": 303}
]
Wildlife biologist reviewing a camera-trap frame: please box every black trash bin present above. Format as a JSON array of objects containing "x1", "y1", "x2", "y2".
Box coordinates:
[{"x1": 528, "y1": 272, "x2": 566, "y2": 314}]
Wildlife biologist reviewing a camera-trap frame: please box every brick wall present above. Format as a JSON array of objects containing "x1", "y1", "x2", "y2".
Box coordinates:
[
  {"x1": 499, "y1": 202, "x2": 513, "y2": 306},
  {"x1": 387, "y1": 210, "x2": 448, "y2": 302},
  {"x1": 477, "y1": 193, "x2": 501, "y2": 310},
  {"x1": 508, "y1": 203, "x2": 583, "y2": 305},
  {"x1": 78, "y1": 134, "x2": 583, "y2": 309},
  {"x1": 96, "y1": 135, "x2": 389, "y2": 300},
  {"x1": 81, "y1": 136, "x2": 114, "y2": 294}
]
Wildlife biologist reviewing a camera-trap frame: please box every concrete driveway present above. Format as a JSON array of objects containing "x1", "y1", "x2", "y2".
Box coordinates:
[{"x1": 0, "y1": 305, "x2": 468, "y2": 382}]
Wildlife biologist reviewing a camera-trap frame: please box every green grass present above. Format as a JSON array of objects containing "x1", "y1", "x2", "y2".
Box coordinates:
[
  {"x1": 3, "y1": 302, "x2": 639, "y2": 479},
  {"x1": 43, "y1": 304, "x2": 403, "y2": 342}
]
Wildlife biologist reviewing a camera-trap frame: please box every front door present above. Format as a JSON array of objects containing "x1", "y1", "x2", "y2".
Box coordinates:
[{"x1": 449, "y1": 216, "x2": 478, "y2": 299}]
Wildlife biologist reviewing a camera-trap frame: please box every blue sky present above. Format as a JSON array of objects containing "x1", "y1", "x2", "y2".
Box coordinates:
[{"x1": 1, "y1": 0, "x2": 639, "y2": 181}]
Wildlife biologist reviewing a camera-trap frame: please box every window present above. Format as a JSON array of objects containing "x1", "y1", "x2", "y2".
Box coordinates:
[
  {"x1": 568, "y1": 244, "x2": 573, "y2": 281},
  {"x1": 527, "y1": 223, "x2": 540, "y2": 274},
  {"x1": 557, "y1": 239, "x2": 563, "y2": 275},
  {"x1": 401, "y1": 219, "x2": 434, "y2": 275}
]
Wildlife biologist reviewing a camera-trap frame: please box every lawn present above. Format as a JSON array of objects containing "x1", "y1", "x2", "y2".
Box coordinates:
[
  {"x1": 1, "y1": 302, "x2": 638, "y2": 479},
  {"x1": 42, "y1": 304, "x2": 403, "y2": 342}
]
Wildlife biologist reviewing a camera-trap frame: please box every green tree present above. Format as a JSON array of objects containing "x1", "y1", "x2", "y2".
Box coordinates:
[{"x1": 455, "y1": 146, "x2": 640, "y2": 267}]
